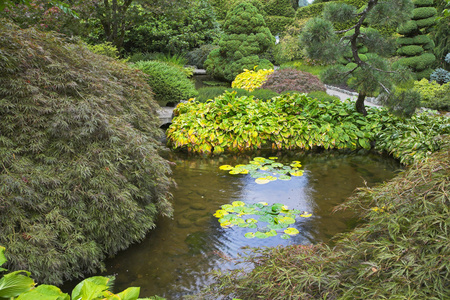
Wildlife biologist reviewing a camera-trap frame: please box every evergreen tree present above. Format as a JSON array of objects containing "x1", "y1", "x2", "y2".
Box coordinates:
[
  {"x1": 300, "y1": 0, "x2": 419, "y2": 116},
  {"x1": 205, "y1": 2, "x2": 275, "y2": 82}
]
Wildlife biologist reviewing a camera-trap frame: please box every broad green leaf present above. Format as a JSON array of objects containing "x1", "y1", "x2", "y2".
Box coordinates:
[
  {"x1": 278, "y1": 175, "x2": 291, "y2": 181},
  {"x1": 71, "y1": 277, "x2": 109, "y2": 300},
  {"x1": 111, "y1": 287, "x2": 140, "y2": 300},
  {"x1": 0, "y1": 246, "x2": 7, "y2": 271},
  {"x1": 280, "y1": 234, "x2": 291, "y2": 239},
  {"x1": 255, "y1": 232, "x2": 268, "y2": 239},
  {"x1": 0, "y1": 271, "x2": 35, "y2": 298},
  {"x1": 17, "y1": 284, "x2": 69, "y2": 300}
]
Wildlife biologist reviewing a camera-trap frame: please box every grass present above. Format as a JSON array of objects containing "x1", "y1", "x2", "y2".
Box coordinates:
[{"x1": 280, "y1": 59, "x2": 329, "y2": 77}]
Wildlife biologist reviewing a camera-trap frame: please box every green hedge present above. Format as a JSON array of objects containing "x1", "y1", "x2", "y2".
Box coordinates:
[
  {"x1": 412, "y1": 0, "x2": 434, "y2": 6},
  {"x1": 415, "y1": 15, "x2": 437, "y2": 28},
  {"x1": 265, "y1": 15, "x2": 295, "y2": 35},
  {"x1": 398, "y1": 20, "x2": 418, "y2": 35},
  {"x1": 397, "y1": 34, "x2": 432, "y2": 45},
  {"x1": 296, "y1": 2, "x2": 332, "y2": 19},
  {"x1": 131, "y1": 60, "x2": 198, "y2": 106},
  {"x1": 397, "y1": 45, "x2": 424, "y2": 56},
  {"x1": 397, "y1": 52, "x2": 436, "y2": 71},
  {"x1": 412, "y1": 7, "x2": 437, "y2": 20},
  {"x1": 263, "y1": 0, "x2": 296, "y2": 17}
]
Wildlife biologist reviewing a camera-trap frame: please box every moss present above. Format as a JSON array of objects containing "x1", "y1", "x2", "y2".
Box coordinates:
[{"x1": 0, "y1": 21, "x2": 173, "y2": 284}]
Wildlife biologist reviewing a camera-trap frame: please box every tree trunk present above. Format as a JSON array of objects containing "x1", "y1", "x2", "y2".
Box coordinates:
[{"x1": 356, "y1": 92, "x2": 367, "y2": 116}]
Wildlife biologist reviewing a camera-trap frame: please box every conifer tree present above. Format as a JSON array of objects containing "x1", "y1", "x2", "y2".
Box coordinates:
[
  {"x1": 205, "y1": 2, "x2": 275, "y2": 82},
  {"x1": 300, "y1": 0, "x2": 419, "y2": 116}
]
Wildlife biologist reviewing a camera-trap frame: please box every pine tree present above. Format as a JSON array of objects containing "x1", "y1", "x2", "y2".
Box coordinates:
[
  {"x1": 205, "y1": 2, "x2": 275, "y2": 82},
  {"x1": 300, "y1": 0, "x2": 420, "y2": 116}
]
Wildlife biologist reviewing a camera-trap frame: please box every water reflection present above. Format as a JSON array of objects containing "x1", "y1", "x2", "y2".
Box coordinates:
[{"x1": 98, "y1": 150, "x2": 400, "y2": 299}]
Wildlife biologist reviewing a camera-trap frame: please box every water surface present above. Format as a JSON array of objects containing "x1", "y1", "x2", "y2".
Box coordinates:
[{"x1": 99, "y1": 150, "x2": 400, "y2": 299}]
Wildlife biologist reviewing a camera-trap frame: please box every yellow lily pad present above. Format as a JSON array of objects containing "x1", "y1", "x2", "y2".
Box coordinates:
[
  {"x1": 232, "y1": 201, "x2": 245, "y2": 207},
  {"x1": 300, "y1": 212, "x2": 312, "y2": 218},
  {"x1": 284, "y1": 227, "x2": 300, "y2": 236},
  {"x1": 290, "y1": 170, "x2": 304, "y2": 177},
  {"x1": 258, "y1": 202, "x2": 268, "y2": 206},
  {"x1": 219, "y1": 165, "x2": 234, "y2": 170},
  {"x1": 229, "y1": 170, "x2": 241, "y2": 174},
  {"x1": 268, "y1": 157, "x2": 278, "y2": 160},
  {"x1": 255, "y1": 178, "x2": 270, "y2": 184},
  {"x1": 213, "y1": 209, "x2": 229, "y2": 218}
]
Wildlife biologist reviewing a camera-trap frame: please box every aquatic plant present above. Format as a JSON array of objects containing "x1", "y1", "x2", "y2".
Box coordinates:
[
  {"x1": 214, "y1": 201, "x2": 311, "y2": 240},
  {"x1": 219, "y1": 156, "x2": 303, "y2": 184}
]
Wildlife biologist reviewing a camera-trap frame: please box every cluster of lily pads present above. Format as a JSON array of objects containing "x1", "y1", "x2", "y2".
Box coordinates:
[
  {"x1": 219, "y1": 157, "x2": 304, "y2": 184},
  {"x1": 214, "y1": 201, "x2": 312, "y2": 239}
]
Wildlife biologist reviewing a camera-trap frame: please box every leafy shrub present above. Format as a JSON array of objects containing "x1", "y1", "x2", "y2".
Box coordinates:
[
  {"x1": 86, "y1": 42, "x2": 120, "y2": 59},
  {"x1": 185, "y1": 44, "x2": 219, "y2": 69},
  {"x1": 397, "y1": 53, "x2": 436, "y2": 71},
  {"x1": 0, "y1": 22, "x2": 173, "y2": 284},
  {"x1": 261, "y1": 68, "x2": 326, "y2": 94},
  {"x1": 413, "y1": 79, "x2": 450, "y2": 110},
  {"x1": 131, "y1": 60, "x2": 198, "y2": 106},
  {"x1": 231, "y1": 68, "x2": 274, "y2": 91},
  {"x1": 264, "y1": 15, "x2": 294, "y2": 35},
  {"x1": 204, "y1": 137, "x2": 450, "y2": 299},
  {"x1": 280, "y1": 60, "x2": 328, "y2": 76},
  {"x1": 250, "y1": 88, "x2": 280, "y2": 100}
]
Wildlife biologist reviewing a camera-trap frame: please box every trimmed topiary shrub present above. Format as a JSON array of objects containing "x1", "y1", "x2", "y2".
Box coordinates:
[
  {"x1": 396, "y1": 0, "x2": 436, "y2": 79},
  {"x1": 260, "y1": 68, "x2": 326, "y2": 94},
  {"x1": 264, "y1": 15, "x2": 295, "y2": 35},
  {"x1": 205, "y1": 2, "x2": 275, "y2": 82},
  {"x1": 0, "y1": 21, "x2": 173, "y2": 284},
  {"x1": 263, "y1": 0, "x2": 296, "y2": 17},
  {"x1": 131, "y1": 60, "x2": 198, "y2": 106}
]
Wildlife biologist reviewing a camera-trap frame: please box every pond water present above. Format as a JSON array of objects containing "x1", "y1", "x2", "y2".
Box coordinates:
[{"x1": 95, "y1": 149, "x2": 401, "y2": 299}]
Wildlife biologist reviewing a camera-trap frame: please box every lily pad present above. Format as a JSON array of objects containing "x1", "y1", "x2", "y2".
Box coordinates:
[
  {"x1": 245, "y1": 232, "x2": 255, "y2": 239},
  {"x1": 300, "y1": 212, "x2": 312, "y2": 218},
  {"x1": 290, "y1": 170, "x2": 304, "y2": 177},
  {"x1": 280, "y1": 234, "x2": 291, "y2": 239},
  {"x1": 284, "y1": 227, "x2": 300, "y2": 235},
  {"x1": 255, "y1": 178, "x2": 270, "y2": 184},
  {"x1": 232, "y1": 201, "x2": 245, "y2": 207},
  {"x1": 278, "y1": 175, "x2": 292, "y2": 181},
  {"x1": 219, "y1": 165, "x2": 234, "y2": 170}
]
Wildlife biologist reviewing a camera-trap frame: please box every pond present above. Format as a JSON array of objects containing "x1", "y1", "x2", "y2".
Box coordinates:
[{"x1": 95, "y1": 149, "x2": 401, "y2": 299}]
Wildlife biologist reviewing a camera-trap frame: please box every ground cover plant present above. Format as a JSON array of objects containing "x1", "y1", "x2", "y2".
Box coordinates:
[
  {"x1": 167, "y1": 92, "x2": 450, "y2": 164},
  {"x1": 201, "y1": 135, "x2": 450, "y2": 299},
  {"x1": 195, "y1": 87, "x2": 279, "y2": 103},
  {"x1": 0, "y1": 21, "x2": 173, "y2": 285}
]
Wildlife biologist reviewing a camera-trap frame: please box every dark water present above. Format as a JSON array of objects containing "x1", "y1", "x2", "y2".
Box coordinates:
[{"x1": 96, "y1": 149, "x2": 401, "y2": 299}]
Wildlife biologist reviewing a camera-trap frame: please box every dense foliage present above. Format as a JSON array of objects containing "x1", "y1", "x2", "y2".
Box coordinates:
[
  {"x1": 195, "y1": 87, "x2": 279, "y2": 103},
  {"x1": 260, "y1": 68, "x2": 326, "y2": 94},
  {"x1": 300, "y1": 0, "x2": 417, "y2": 115},
  {"x1": 396, "y1": 0, "x2": 437, "y2": 79},
  {"x1": 167, "y1": 92, "x2": 450, "y2": 164},
  {"x1": 231, "y1": 68, "x2": 274, "y2": 91},
  {"x1": 203, "y1": 136, "x2": 450, "y2": 299},
  {"x1": 0, "y1": 21, "x2": 173, "y2": 284},
  {"x1": 204, "y1": 2, "x2": 275, "y2": 82},
  {"x1": 413, "y1": 79, "x2": 450, "y2": 111},
  {"x1": 130, "y1": 60, "x2": 198, "y2": 106}
]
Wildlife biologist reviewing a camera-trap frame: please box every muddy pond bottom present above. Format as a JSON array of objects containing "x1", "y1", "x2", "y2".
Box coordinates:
[{"x1": 97, "y1": 149, "x2": 401, "y2": 299}]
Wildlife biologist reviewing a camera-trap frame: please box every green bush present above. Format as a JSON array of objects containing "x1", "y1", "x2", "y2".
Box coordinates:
[
  {"x1": 0, "y1": 22, "x2": 173, "y2": 284},
  {"x1": 263, "y1": 0, "x2": 296, "y2": 17},
  {"x1": 264, "y1": 15, "x2": 294, "y2": 35},
  {"x1": 415, "y1": 15, "x2": 437, "y2": 28},
  {"x1": 205, "y1": 2, "x2": 275, "y2": 82},
  {"x1": 397, "y1": 45, "x2": 424, "y2": 56},
  {"x1": 413, "y1": 78, "x2": 450, "y2": 110},
  {"x1": 295, "y1": 2, "x2": 331, "y2": 19},
  {"x1": 280, "y1": 60, "x2": 328, "y2": 76},
  {"x1": 167, "y1": 90, "x2": 450, "y2": 163},
  {"x1": 413, "y1": 0, "x2": 434, "y2": 6},
  {"x1": 412, "y1": 6, "x2": 437, "y2": 20},
  {"x1": 131, "y1": 60, "x2": 198, "y2": 106},
  {"x1": 397, "y1": 52, "x2": 436, "y2": 71},
  {"x1": 398, "y1": 20, "x2": 418, "y2": 35},
  {"x1": 261, "y1": 68, "x2": 326, "y2": 94},
  {"x1": 86, "y1": 42, "x2": 120, "y2": 59}
]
